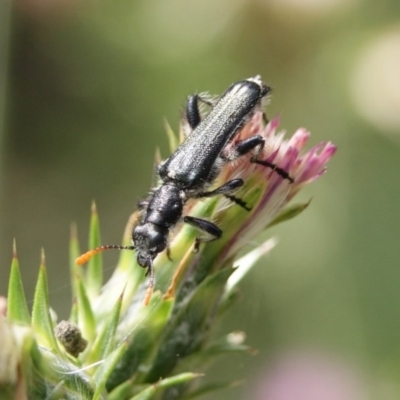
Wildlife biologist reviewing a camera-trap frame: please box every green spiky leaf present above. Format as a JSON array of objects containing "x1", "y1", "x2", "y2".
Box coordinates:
[
  {"x1": 69, "y1": 223, "x2": 81, "y2": 299},
  {"x1": 7, "y1": 247, "x2": 30, "y2": 324},
  {"x1": 164, "y1": 119, "x2": 179, "y2": 153},
  {"x1": 93, "y1": 342, "x2": 129, "y2": 400},
  {"x1": 87, "y1": 292, "x2": 123, "y2": 365},
  {"x1": 31, "y1": 255, "x2": 59, "y2": 353},
  {"x1": 108, "y1": 377, "x2": 135, "y2": 400},
  {"x1": 186, "y1": 380, "x2": 243, "y2": 399},
  {"x1": 87, "y1": 201, "x2": 103, "y2": 297},
  {"x1": 130, "y1": 373, "x2": 203, "y2": 400},
  {"x1": 76, "y1": 278, "x2": 96, "y2": 344},
  {"x1": 266, "y1": 199, "x2": 311, "y2": 228}
]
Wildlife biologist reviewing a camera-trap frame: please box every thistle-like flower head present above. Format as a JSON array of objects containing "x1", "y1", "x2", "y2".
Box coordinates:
[
  {"x1": 3, "y1": 99, "x2": 336, "y2": 399},
  {"x1": 209, "y1": 111, "x2": 337, "y2": 263}
]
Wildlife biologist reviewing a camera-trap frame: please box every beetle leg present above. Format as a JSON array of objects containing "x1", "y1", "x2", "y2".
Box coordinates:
[
  {"x1": 183, "y1": 216, "x2": 222, "y2": 252},
  {"x1": 196, "y1": 178, "x2": 251, "y2": 211},
  {"x1": 185, "y1": 94, "x2": 215, "y2": 131},
  {"x1": 223, "y1": 135, "x2": 294, "y2": 183}
]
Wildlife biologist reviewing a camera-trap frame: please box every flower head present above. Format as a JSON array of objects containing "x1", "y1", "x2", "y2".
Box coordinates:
[
  {"x1": 4, "y1": 89, "x2": 336, "y2": 399},
  {"x1": 157, "y1": 111, "x2": 337, "y2": 302},
  {"x1": 209, "y1": 111, "x2": 337, "y2": 263}
]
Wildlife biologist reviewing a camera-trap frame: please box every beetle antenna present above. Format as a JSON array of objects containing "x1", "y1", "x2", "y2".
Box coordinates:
[{"x1": 75, "y1": 245, "x2": 135, "y2": 265}]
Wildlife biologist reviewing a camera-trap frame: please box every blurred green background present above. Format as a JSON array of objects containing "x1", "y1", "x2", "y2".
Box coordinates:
[{"x1": 1, "y1": 0, "x2": 400, "y2": 398}]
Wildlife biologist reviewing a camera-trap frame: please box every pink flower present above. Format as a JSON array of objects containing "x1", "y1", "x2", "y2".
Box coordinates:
[{"x1": 205, "y1": 111, "x2": 337, "y2": 264}]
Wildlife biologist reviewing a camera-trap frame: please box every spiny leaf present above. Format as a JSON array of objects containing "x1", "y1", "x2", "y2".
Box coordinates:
[
  {"x1": 186, "y1": 379, "x2": 243, "y2": 399},
  {"x1": 69, "y1": 298, "x2": 78, "y2": 325},
  {"x1": 69, "y1": 222, "x2": 81, "y2": 300},
  {"x1": 7, "y1": 242, "x2": 30, "y2": 324},
  {"x1": 222, "y1": 238, "x2": 277, "y2": 302},
  {"x1": 108, "y1": 377, "x2": 135, "y2": 400},
  {"x1": 266, "y1": 199, "x2": 311, "y2": 228},
  {"x1": 76, "y1": 278, "x2": 96, "y2": 345},
  {"x1": 87, "y1": 201, "x2": 103, "y2": 298},
  {"x1": 31, "y1": 252, "x2": 59, "y2": 353},
  {"x1": 130, "y1": 373, "x2": 203, "y2": 400},
  {"x1": 154, "y1": 147, "x2": 162, "y2": 167},
  {"x1": 86, "y1": 291, "x2": 123, "y2": 365},
  {"x1": 92, "y1": 342, "x2": 128, "y2": 400},
  {"x1": 149, "y1": 147, "x2": 162, "y2": 188},
  {"x1": 164, "y1": 118, "x2": 179, "y2": 154}
]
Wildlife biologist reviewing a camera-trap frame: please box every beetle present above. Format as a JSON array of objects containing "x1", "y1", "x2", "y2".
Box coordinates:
[{"x1": 76, "y1": 76, "x2": 293, "y2": 303}]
